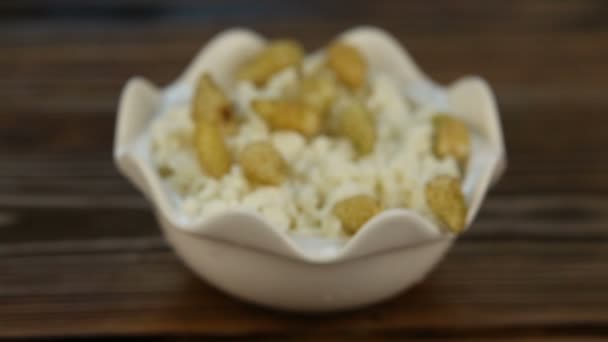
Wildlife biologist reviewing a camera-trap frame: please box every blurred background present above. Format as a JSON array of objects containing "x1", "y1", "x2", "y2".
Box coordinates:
[{"x1": 1, "y1": 0, "x2": 608, "y2": 340}]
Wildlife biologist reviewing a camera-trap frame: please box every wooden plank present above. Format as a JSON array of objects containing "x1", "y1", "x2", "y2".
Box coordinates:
[
  {"x1": 0, "y1": 241, "x2": 606, "y2": 338},
  {"x1": 1, "y1": 0, "x2": 607, "y2": 35},
  {"x1": 1, "y1": 193, "x2": 608, "y2": 248},
  {"x1": 2, "y1": 32, "x2": 608, "y2": 85}
]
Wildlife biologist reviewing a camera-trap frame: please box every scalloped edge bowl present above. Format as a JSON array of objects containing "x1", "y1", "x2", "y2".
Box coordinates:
[{"x1": 114, "y1": 26, "x2": 506, "y2": 311}]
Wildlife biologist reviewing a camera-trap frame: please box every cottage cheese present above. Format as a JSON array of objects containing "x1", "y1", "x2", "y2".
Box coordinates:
[{"x1": 150, "y1": 62, "x2": 461, "y2": 238}]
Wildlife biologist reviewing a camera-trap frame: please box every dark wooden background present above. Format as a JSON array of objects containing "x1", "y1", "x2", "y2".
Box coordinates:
[{"x1": 1, "y1": 0, "x2": 608, "y2": 340}]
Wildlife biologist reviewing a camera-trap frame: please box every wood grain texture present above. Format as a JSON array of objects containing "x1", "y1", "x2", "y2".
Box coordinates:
[
  {"x1": 2, "y1": 241, "x2": 608, "y2": 338},
  {"x1": 1, "y1": 0, "x2": 607, "y2": 339}
]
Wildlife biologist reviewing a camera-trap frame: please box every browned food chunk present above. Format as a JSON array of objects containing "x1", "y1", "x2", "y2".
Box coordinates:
[
  {"x1": 194, "y1": 120, "x2": 232, "y2": 179},
  {"x1": 157, "y1": 165, "x2": 173, "y2": 178},
  {"x1": 251, "y1": 99, "x2": 322, "y2": 137},
  {"x1": 336, "y1": 101, "x2": 376, "y2": 155},
  {"x1": 191, "y1": 73, "x2": 237, "y2": 135},
  {"x1": 239, "y1": 141, "x2": 288, "y2": 186},
  {"x1": 237, "y1": 40, "x2": 304, "y2": 86},
  {"x1": 425, "y1": 175, "x2": 467, "y2": 233},
  {"x1": 432, "y1": 114, "x2": 470, "y2": 168},
  {"x1": 297, "y1": 70, "x2": 337, "y2": 114},
  {"x1": 327, "y1": 42, "x2": 367, "y2": 90},
  {"x1": 333, "y1": 194, "x2": 381, "y2": 235}
]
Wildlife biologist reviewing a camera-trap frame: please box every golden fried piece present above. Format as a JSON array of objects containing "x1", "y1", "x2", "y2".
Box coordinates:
[
  {"x1": 251, "y1": 99, "x2": 322, "y2": 137},
  {"x1": 333, "y1": 194, "x2": 381, "y2": 235},
  {"x1": 298, "y1": 70, "x2": 337, "y2": 114},
  {"x1": 327, "y1": 42, "x2": 367, "y2": 90},
  {"x1": 425, "y1": 175, "x2": 467, "y2": 233},
  {"x1": 191, "y1": 73, "x2": 238, "y2": 135},
  {"x1": 194, "y1": 120, "x2": 231, "y2": 179},
  {"x1": 157, "y1": 165, "x2": 173, "y2": 178},
  {"x1": 432, "y1": 114, "x2": 470, "y2": 168},
  {"x1": 239, "y1": 141, "x2": 288, "y2": 186},
  {"x1": 336, "y1": 101, "x2": 376, "y2": 155},
  {"x1": 237, "y1": 40, "x2": 304, "y2": 86}
]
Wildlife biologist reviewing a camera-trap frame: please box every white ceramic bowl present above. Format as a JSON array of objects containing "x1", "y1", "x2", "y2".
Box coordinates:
[{"x1": 114, "y1": 27, "x2": 506, "y2": 312}]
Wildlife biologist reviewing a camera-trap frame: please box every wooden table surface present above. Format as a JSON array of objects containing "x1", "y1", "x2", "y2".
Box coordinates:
[{"x1": 2, "y1": 0, "x2": 608, "y2": 340}]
